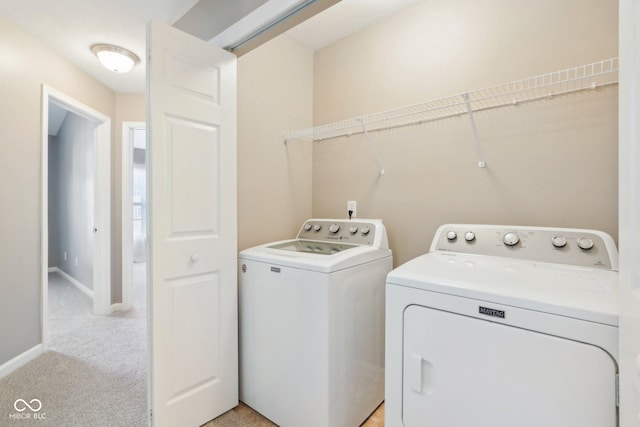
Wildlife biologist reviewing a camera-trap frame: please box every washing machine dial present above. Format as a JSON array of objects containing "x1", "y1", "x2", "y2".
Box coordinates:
[
  {"x1": 551, "y1": 236, "x2": 567, "y2": 248},
  {"x1": 329, "y1": 223, "x2": 340, "y2": 233},
  {"x1": 502, "y1": 232, "x2": 520, "y2": 246},
  {"x1": 446, "y1": 231, "x2": 457, "y2": 241},
  {"x1": 313, "y1": 224, "x2": 322, "y2": 232},
  {"x1": 464, "y1": 231, "x2": 476, "y2": 242},
  {"x1": 304, "y1": 223, "x2": 313, "y2": 231},
  {"x1": 361, "y1": 226, "x2": 371, "y2": 235},
  {"x1": 577, "y1": 237, "x2": 594, "y2": 250},
  {"x1": 349, "y1": 226, "x2": 358, "y2": 234}
]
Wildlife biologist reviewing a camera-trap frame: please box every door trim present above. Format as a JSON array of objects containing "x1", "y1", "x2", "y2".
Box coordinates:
[
  {"x1": 121, "y1": 121, "x2": 146, "y2": 311},
  {"x1": 41, "y1": 85, "x2": 112, "y2": 347}
]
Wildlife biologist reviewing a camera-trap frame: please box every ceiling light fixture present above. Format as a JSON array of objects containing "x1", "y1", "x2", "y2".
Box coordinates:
[{"x1": 91, "y1": 44, "x2": 140, "y2": 73}]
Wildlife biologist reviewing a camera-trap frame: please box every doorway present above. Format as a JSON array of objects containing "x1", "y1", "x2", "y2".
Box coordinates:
[
  {"x1": 41, "y1": 85, "x2": 111, "y2": 347},
  {"x1": 47, "y1": 103, "x2": 96, "y2": 298},
  {"x1": 121, "y1": 122, "x2": 146, "y2": 311}
]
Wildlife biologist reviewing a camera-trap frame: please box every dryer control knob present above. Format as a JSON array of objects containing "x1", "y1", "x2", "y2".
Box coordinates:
[
  {"x1": 502, "y1": 232, "x2": 520, "y2": 246},
  {"x1": 577, "y1": 237, "x2": 594, "y2": 250},
  {"x1": 446, "y1": 231, "x2": 457, "y2": 241},
  {"x1": 349, "y1": 226, "x2": 358, "y2": 234},
  {"x1": 464, "y1": 231, "x2": 476, "y2": 242},
  {"x1": 304, "y1": 223, "x2": 313, "y2": 231},
  {"x1": 329, "y1": 223, "x2": 340, "y2": 233},
  {"x1": 313, "y1": 224, "x2": 322, "y2": 232},
  {"x1": 551, "y1": 236, "x2": 567, "y2": 248},
  {"x1": 361, "y1": 226, "x2": 371, "y2": 235}
]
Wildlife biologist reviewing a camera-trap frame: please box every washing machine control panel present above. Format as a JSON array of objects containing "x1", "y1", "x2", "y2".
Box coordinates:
[
  {"x1": 297, "y1": 219, "x2": 383, "y2": 246},
  {"x1": 432, "y1": 224, "x2": 617, "y2": 270}
]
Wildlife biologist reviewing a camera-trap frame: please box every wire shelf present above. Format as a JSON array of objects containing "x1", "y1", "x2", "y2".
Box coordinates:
[{"x1": 284, "y1": 58, "x2": 619, "y2": 142}]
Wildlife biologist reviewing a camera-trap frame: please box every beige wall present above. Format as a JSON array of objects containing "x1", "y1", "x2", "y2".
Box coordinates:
[
  {"x1": 237, "y1": 34, "x2": 314, "y2": 250},
  {"x1": 0, "y1": 17, "x2": 116, "y2": 365},
  {"x1": 112, "y1": 93, "x2": 145, "y2": 303},
  {"x1": 312, "y1": 0, "x2": 618, "y2": 266}
]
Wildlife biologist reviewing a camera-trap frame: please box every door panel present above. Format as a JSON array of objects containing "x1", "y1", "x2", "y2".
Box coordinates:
[
  {"x1": 168, "y1": 119, "x2": 219, "y2": 235},
  {"x1": 147, "y1": 20, "x2": 237, "y2": 427},
  {"x1": 168, "y1": 274, "x2": 221, "y2": 398}
]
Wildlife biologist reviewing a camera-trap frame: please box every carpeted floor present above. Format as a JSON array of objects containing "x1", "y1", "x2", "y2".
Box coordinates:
[{"x1": 0, "y1": 264, "x2": 148, "y2": 427}]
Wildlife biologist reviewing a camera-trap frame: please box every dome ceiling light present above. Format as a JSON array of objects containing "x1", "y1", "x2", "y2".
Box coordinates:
[{"x1": 91, "y1": 44, "x2": 140, "y2": 73}]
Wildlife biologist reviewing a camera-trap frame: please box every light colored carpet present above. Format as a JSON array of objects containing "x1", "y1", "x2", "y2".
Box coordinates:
[{"x1": 0, "y1": 264, "x2": 147, "y2": 427}]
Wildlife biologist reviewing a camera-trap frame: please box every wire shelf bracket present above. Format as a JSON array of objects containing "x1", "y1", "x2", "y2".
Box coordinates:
[
  {"x1": 462, "y1": 93, "x2": 487, "y2": 168},
  {"x1": 359, "y1": 118, "x2": 385, "y2": 175},
  {"x1": 283, "y1": 58, "x2": 618, "y2": 170}
]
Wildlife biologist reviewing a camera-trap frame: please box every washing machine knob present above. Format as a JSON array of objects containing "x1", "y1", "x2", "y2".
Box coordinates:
[
  {"x1": 464, "y1": 231, "x2": 476, "y2": 242},
  {"x1": 502, "y1": 232, "x2": 520, "y2": 246},
  {"x1": 446, "y1": 231, "x2": 457, "y2": 241},
  {"x1": 577, "y1": 237, "x2": 594, "y2": 250},
  {"x1": 361, "y1": 226, "x2": 371, "y2": 235},
  {"x1": 329, "y1": 223, "x2": 340, "y2": 233},
  {"x1": 349, "y1": 226, "x2": 358, "y2": 234},
  {"x1": 304, "y1": 223, "x2": 313, "y2": 231},
  {"x1": 313, "y1": 224, "x2": 322, "y2": 232},
  {"x1": 551, "y1": 236, "x2": 567, "y2": 248}
]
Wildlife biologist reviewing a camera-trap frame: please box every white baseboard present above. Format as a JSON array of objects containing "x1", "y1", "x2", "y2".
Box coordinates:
[
  {"x1": 0, "y1": 344, "x2": 44, "y2": 380},
  {"x1": 47, "y1": 267, "x2": 56, "y2": 273},
  {"x1": 50, "y1": 267, "x2": 94, "y2": 299}
]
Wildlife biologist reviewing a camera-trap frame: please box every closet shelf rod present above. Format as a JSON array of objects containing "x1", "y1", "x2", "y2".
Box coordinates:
[{"x1": 283, "y1": 57, "x2": 618, "y2": 143}]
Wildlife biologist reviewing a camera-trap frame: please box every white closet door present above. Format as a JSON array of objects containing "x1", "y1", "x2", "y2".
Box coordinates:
[{"x1": 147, "y1": 20, "x2": 238, "y2": 427}]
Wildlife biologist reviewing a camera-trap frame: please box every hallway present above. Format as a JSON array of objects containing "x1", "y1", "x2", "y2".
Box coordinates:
[{"x1": 0, "y1": 265, "x2": 147, "y2": 426}]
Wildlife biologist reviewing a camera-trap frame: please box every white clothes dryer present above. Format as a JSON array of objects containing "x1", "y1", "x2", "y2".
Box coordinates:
[
  {"x1": 239, "y1": 219, "x2": 393, "y2": 427},
  {"x1": 386, "y1": 224, "x2": 619, "y2": 427}
]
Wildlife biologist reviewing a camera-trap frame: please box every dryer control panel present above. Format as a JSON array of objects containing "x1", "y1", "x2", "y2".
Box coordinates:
[
  {"x1": 431, "y1": 224, "x2": 618, "y2": 270},
  {"x1": 297, "y1": 219, "x2": 388, "y2": 248}
]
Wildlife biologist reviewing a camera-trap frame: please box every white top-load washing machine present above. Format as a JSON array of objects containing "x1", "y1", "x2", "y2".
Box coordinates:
[
  {"x1": 239, "y1": 219, "x2": 393, "y2": 427},
  {"x1": 386, "y1": 224, "x2": 619, "y2": 427}
]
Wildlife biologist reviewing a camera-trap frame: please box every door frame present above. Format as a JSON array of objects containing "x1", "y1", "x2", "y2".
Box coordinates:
[
  {"x1": 41, "y1": 85, "x2": 112, "y2": 347},
  {"x1": 618, "y1": 0, "x2": 640, "y2": 424},
  {"x1": 121, "y1": 121, "x2": 146, "y2": 311}
]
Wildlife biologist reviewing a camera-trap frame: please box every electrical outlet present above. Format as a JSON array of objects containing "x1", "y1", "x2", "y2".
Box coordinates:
[
  {"x1": 347, "y1": 201, "x2": 357, "y2": 219},
  {"x1": 64, "y1": 252, "x2": 67, "y2": 261},
  {"x1": 75, "y1": 256, "x2": 78, "y2": 266}
]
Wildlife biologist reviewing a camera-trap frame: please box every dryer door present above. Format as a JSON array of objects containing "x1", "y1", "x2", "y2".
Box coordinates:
[{"x1": 403, "y1": 305, "x2": 617, "y2": 427}]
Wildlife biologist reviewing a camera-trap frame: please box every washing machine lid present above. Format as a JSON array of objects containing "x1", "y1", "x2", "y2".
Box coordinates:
[
  {"x1": 239, "y1": 218, "x2": 392, "y2": 272},
  {"x1": 267, "y1": 239, "x2": 358, "y2": 255},
  {"x1": 386, "y1": 252, "x2": 618, "y2": 326},
  {"x1": 239, "y1": 240, "x2": 391, "y2": 273}
]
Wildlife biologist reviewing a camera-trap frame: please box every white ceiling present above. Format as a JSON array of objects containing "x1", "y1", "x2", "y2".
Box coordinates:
[
  {"x1": 285, "y1": 0, "x2": 423, "y2": 51},
  {"x1": 0, "y1": 0, "x2": 423, "y2": 94}
]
